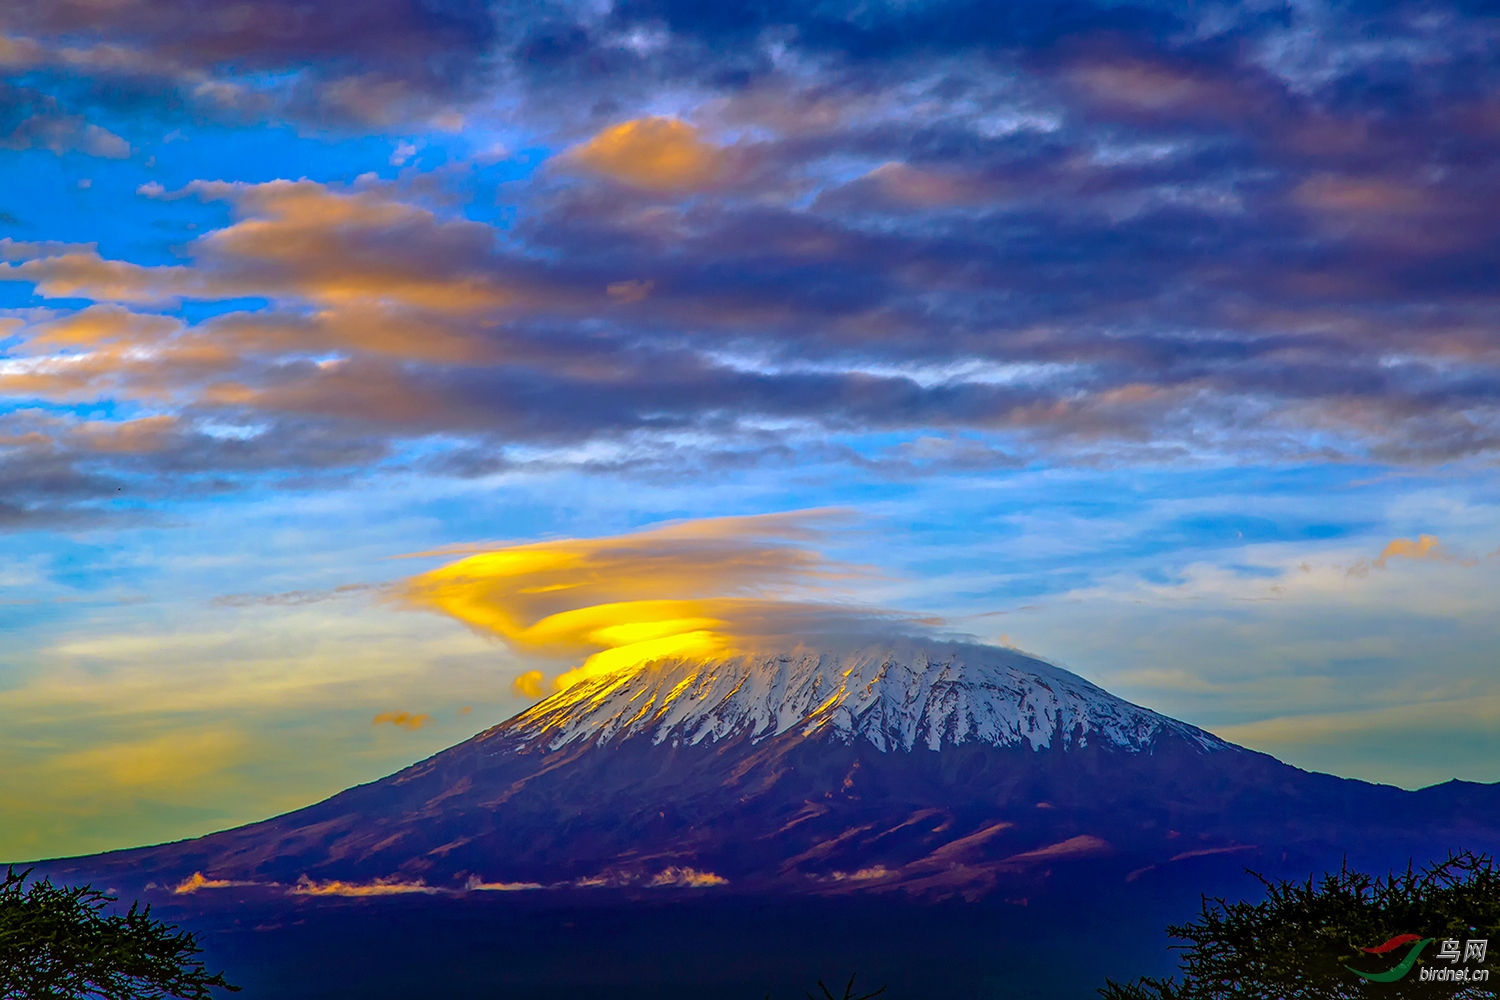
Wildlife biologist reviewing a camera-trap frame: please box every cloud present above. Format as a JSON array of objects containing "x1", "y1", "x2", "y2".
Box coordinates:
[
  {"x1": 401, "y1": 510, "x2": 924, "y2": 693},
  {"x1": 569, "y1": 118, "x2": 726, "y2": 192},
  {"x1": 372, "y1": 710, "x2": 431, "y2": 731},
  {"x1": 212, "y1": 584, "x2": 380, "y2": 608},
  {"x1": 291, "y1": 876, "x2": 441, "y2": 897},
  {"x1": 15, "y1": 180, "x2": 511, "y2": 312},
  {"x1": 1, "y1": 0, "x2": 496, "y2": 128},
  {"x1": 647, "y1": 867, "x2": 728, "y2": 888},
  {"x1": 1, "y1": 0, "x2": 1499, "y2": 524},
  {"x1": 464, "y1": 876, "x2": 543, "y2": 891},
  {"x1": 510, "y1": 670, "x2": 547, "y2": 699},
  {"x1": 606, "y1": 278, "x2": 653, "y2": 303},
  {"x1": 173, "y1": 872, "x2": 256, "y2": 895},
  {"x1": 1001, "y1": 835, "x2": 1111, "y2": 865},
  {"x1": 1374, "y1": 534, "x2": 1450, "y2": 568},
  {"x1": 0, "y1": 84, "x2": 130, "y2": 158}
]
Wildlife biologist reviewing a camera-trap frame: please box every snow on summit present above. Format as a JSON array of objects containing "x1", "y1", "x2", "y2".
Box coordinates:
[{"x1": 508, "y1": 641, "x2": 1230, "y2": 755}]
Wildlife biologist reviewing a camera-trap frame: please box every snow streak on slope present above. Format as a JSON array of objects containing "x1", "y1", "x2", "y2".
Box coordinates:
[{"x1": 508, "y1": 642, "x2": 1230, "y2": 754}]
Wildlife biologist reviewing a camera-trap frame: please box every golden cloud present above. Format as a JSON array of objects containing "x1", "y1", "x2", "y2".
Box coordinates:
[
  {"x1": 372, "y1": 710, "x2": 431, "y2": 730},
  {"x1": 400, "y1": 511, "x2": 906, "y2": 695},
  {"x1": 570, "y1": 117, "x2": 725, "y2": 192}
]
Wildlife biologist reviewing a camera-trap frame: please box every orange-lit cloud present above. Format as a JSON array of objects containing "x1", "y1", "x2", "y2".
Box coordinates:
[
  {"x1": 173, "y1": 872, "x2": 256, "y2": 894},
  {"x1": 9, "y1": 181, "x2": 513, "y2": 313},
  {"x1": 570, "y1": 117, "x2": 725, "y2": 192},
  {"x1": 1374, "y1": 533, "x2": 1449, "y2": 568},
  {"x1": 401, "y1": 511, "x2": 915, "y2": 694},
  {"x1": 187, "y1": 180, "x2": 513, "y2": 312},
  {"x1": 372, "y1": 710, "x2": 431, "y2": 730},
  {"x1": 0, "y1": 182, "x2": 528, "y2": 450},
  {"x1": 647, "y1": 867, "x2": 729, "y2": 888},
  {"x1": 5, "y1": 252, "x2": 198, "y2": 303},
  {"x1": 69, "y1": 415, "x2": 178, "y2": 454},
  {"x1": 1343, "y1": 533, "x2": 1474, "y2": 577},
  {"x1": 291, "y1": 876, "x2": 440, "y2": 896}
]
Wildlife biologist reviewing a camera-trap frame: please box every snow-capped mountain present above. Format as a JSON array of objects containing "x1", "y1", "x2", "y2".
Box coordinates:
[
  {"x1": 34, "y1": 640, "x2": 1500, "y2": 903},
  {"x1": 510, "y1": 643, "x2": 1228, "y2": 754}
]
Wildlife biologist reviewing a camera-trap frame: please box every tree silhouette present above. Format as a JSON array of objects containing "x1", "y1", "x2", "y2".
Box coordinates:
[
  {"x1": 1101, "y1": 852, "x2": 1500, "y2": 999},
  {"x1": 1, "y1": 868, "x2": 238, "y2": 1000},
  {"x1": 805, "y1": 974, "x2": 886, "y2": 1000},
  {"x1": 764, "y1": 973, "x2": 887, "y2": 1000}
]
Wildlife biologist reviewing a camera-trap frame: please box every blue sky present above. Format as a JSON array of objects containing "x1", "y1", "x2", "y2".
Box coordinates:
[{"x1": 2, "y1": 0, "x2": 1500, "y2": 860}]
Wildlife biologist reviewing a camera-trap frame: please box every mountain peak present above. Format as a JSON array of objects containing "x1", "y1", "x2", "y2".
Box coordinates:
[
  {"x1": 43, "y1": 639, "x2": 1500, "y2": 908},
  {"x1": 504, "y1": 641, "x2": 1230, "y2": 755}
]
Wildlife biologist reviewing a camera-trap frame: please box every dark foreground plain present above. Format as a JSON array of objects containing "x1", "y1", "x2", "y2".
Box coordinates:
[
  {"x1": 137, "y1": 879, "x2": 1194, "y2": 1000},
  {"x1": 73, "y1": 847, "x2": 1463, "y2": 1000}
]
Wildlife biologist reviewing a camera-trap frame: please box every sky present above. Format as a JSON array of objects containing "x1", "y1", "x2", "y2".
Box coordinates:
[{"x1": 2, "y1": 0, "x2": 1499, "y2": 862}]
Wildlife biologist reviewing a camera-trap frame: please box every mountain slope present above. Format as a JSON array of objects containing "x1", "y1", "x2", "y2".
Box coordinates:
[{"x1": 37, "y1": 642, "x2": 1500, "y2": 901}]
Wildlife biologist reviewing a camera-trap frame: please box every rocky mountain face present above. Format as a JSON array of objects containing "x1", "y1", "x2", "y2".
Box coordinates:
[{"x1": 39, "y1": 642, "x2": 1500, "y2": 901}]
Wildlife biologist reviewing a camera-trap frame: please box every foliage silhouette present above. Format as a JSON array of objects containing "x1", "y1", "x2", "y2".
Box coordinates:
[
  {"x1": 0, "y1": 868, "x2": 238, "y2": 1000},
  {"x1": 805, "y1": 974, "x2": 886, "y2": 1000},
  {"x1": 1100, "y1": 851, "x2": 1500, "y2": 999},
  {"x1": 764, "y1": 973, "x2": 886, "y2": 1000}
]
